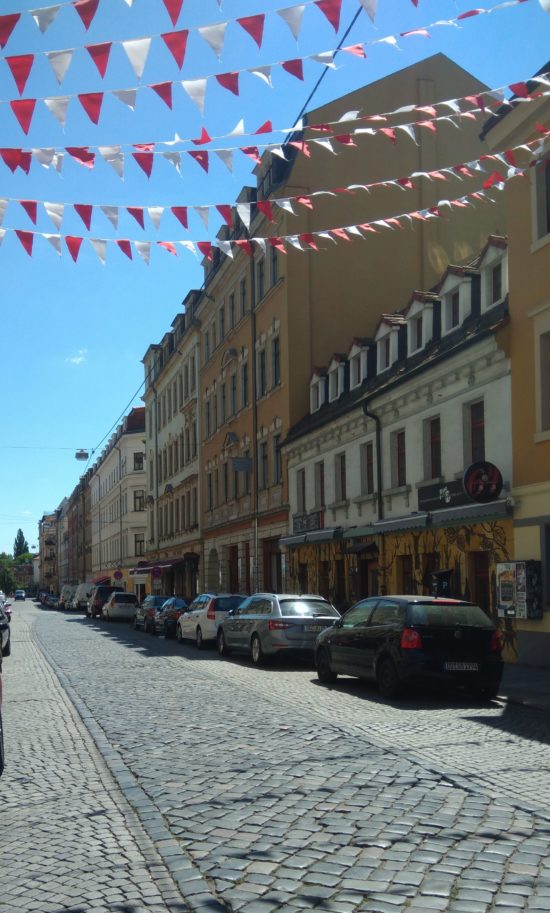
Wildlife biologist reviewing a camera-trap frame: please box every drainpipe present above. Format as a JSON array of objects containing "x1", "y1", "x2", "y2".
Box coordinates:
[
  {"x1": 250, "y1": 253, "x2": 259, "y2": 592},
  {"x1": 362, "y1": 398, "x2": 386, "y2": 595}
]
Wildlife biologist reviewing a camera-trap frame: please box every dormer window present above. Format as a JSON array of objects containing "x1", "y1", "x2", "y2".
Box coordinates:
[
  {"x1": 348, "y1": 343, "x2": 368, "y2": 389},
  {"x1": 408, "y1": 313, "x2": 423, "y2": 354},
  {"x1": 310, "y1": 373, "x2": 326, "y2": 413},
  {"x1": 328, "y1": 362, "x2": 345, "y2": 401},
  {"x1": 378, "y1": 335, "x2": 391, "y2": 372},
  {"x1": 442, "y1": 286, "x2": 462, "y2": 334},
  {"x1": 480, "y1": 247, "x2": 507, "y2": 311}
]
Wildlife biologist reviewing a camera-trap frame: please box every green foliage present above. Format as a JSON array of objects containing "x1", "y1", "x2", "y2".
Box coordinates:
[
  {"x1": 14, "y1": 552, "x2": 33, "y2": 565},
  {"x1": 13, "y1": 529, "x2": 29, "y2": 558},
  {"x1": 0, "y1": 566, "x2": 15, "y2": 594}
]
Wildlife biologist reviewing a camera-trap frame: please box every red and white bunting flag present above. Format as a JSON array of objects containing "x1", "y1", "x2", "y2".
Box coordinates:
[
  {"x1": 197, "y1": 241, "x2": 213, "y2": 260},
  {"x1": 99, "y1": 146, "x2": 124, "y2": 179},
  {"x1": 234, "y1": 239, "x2": 253, "y2": 257},
  {"x1": 0, "y1": 13, "x2": 20, "y2": 49},
  {"x1": 44, "y1": 233, "x2": 62, "y2": 255},
  {"x1": 241, "y1": 146, "x2": 262, "y2": 163},
  {"x1": 113, "y1": 89, "x2": 137, "y2": 110},
  {"x1": 66, "y1": 146, "x2": 95, "y2": 168},
  {"x1": 236, "y1": 203, "x2": 251, "y2": 229},
  {"x1": 73, "y1": 204, "x2": 92, "y2": 229},
  {"x1": 248, "y1": 65, "x2": 272, "y2": 87},
  {"x1": 400, "y1": 28, "x2": 430, "y2": 38},
  {"x1": 0, "y1": 229, "x2": 5, "y2": 247},
  {"x1": 331, "y1": 228, "x2": 351, "y2": 241},
  {"x1": 122, "y1": 38, "x2": 151, "y2": 79},
  {"x1": 158, "y1": 243, "x2": 178, "y2": 260},
  {"x1": 135, "y1": 241, "x2": 151, "y2": 265},
  {"x1": 268, "y1": 237, "x2": 287, "y2": 254},
  {"x1": 237, "y1": 14, "x2": 265, "y2": 48},
  {"x1": 289, "y1": 140, "x2": 310, "y2": 157},
  {"x1": 128, "y1": 207, "x2": 145, "y2": 228},
  {"x1": 44, "y1": 95, "x2": 70, "y2": 127},
  {"x1": 189, "y1": 150, "x2": 209, "y2": 172},
  {"x1": 11, "y1": 99, "x2": 36, "y2": 134},
  {"x1": 148, "y1": 207, "x2": 164, "y2": 229},
  {"x1": 163, "y1": 0, "x2": 183, "y2": 26},
  {"x1": 151, "y1": 82, "x2": 173, "y2": 108},
  {"x1": 182, "y1": 79, "x2": 207, "y2": 113},
  {"x1": 192, "y1": 127, "x2": 211, "y2": 145},
  {"x1": 100, "y1": 205, "x2": 119, "y2": 228},
  {"x1": 179, "y1": 240, "x2": 197, "y2": 257},
  {"x1": 163, "y1": 151, "x2": 181, "y2": 173},
  {"x1": 86, "y1": 42, "x2": 112, "y2": 78},
  {"x1": 380, "y1": 127, "x2": 397, "y2": 144},
  {"x1": 31, "y1": 6, "x2": 60, "y2": 34},
  {"x1": 46, "y1": 50, "x2": 73, "y2": 84},
  {"x1": 171, "y1": 206, "x2": 188, "y2": 228},
  {"x1": 277, "y1": 5, "x2": 305, "y2": 40},
  {"x1": 195, "y1": 206, "x2": 209, "y2": 229},
  {"x1": 286, "y1": 235, "x2": 305, "y2": 251},
  {"x1": 90, "y1": 238, "x2": 107, "y2": 263},
  {"x1": 65, "y1": 235, "x2": 83, "y2": 262},
  {"x1": 315, "y1": 0, "x2": 342, "y2": 32},
  {"x1": 0, "y1": 199, "x2": 8, "y2": 226},
  {"x1": 275, "y1": 199, "x2": 295, "y2": 215},
  {"x1": 162, "y1": 30, "x2": 188, "y2": 68},
  {"x1": 132, "y1": 150, "x2": 154, "y2": 177},
  {"x1": 296, "y1": 195, "x2": 313, "y2": 210},
  {"x1": 15, "y1": 229, "x2": 34, "y2": 256},
  {"x1": 6, "y1": 55, "x2": 35, "y2": 95},
  {"x1": 217, "y1": 240, "x2": 234, "y2": 259},
  {"x1": 1, "y1": 148, "x2": 31, "y2": 173},
  {"x1": 257, "y1": 200, "x2": 274, "y2": 222},
  {"x1": 216, "y1": 72, "x2": 239, "y2": 95},
  {"x1": 358, "y1": 0, "x2": 377, "y2": 22},
  {"x1": 334, "y1": 134, "x2": 357, "y2": 146},
  {"x1": 215, "y1": 149, "x2": 233, "y2": 172},
  {"x1": 73, "y1": 0, "x2": 99, "y2": 30},
  {"x1": 78, "y1": 92, "x2": 103, "y2": 124},
  {"x1": 117, "y1": 239, "x2": 133, "y2": 260},
  {"x1": 342, "y1": 44, "x2": 366, "y2": 57},
  {"x1": 20, "y1": 200, "x2": 38, "y2": 224},
  {"x1": 44, "y1": 201, "x2": 65, "y2": 229},
  {"x1": 281, "y1": 59, "x2": 304, "y2": 80},
  {"x1": 198, "y1": 23, "x2": 227, "y2": 59},
  {"x1": 255, "y1": 120, "x2": 273, "y2": 134},
  {"x1": 216, "y1": 205, "x2": 232, "y2": 227}
]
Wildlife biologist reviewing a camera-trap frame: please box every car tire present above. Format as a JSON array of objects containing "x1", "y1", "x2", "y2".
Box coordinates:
[
  {"x1": 470, "y1": 682, "x2": 499, "y2": 702},
  {"x1": 217, "y1": 629, "x2": 230, "y2": 657},
  {"x1": 251, "y1": 634, "x2": 264, "y2": 666},
  {"x1": 376, "y1": 656, "x2": 401, "y2": 699},
  {"x1": 316, "y1": 648, "x2": 337, "y2": 684},
  {"x1": 144, "y1": 618, "x2": 149, "y2": 634},
  {"x1": 133, "y1": 616, "x2": 139, "y2": 630},
  {"x1": 196, "y1": 627, "x2": 203, "y2": 650}
]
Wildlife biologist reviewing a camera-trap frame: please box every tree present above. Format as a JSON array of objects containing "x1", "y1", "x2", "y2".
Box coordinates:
[
  {"x1": 13, "y1": 529, "x2": 29, "y2": 558},
  {"x1": 0, "y1": 566, "x2": 15, "y2": 594}
]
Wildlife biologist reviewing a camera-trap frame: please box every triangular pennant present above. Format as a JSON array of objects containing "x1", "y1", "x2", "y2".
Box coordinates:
[
  {"x1": 100, "y1": 205, "x2": 119, "y2": 228},
  {"x1": 73, "y1": 0, "x2": 99, "y2": 30},
  {"x1": 281, "y1": 59, "x2": 304, "y2": 81},
  {"x1": 312, "y1": 138, "x2": 336, "y2": 154},
  {"x1": 194, "y1": 206, "x2": 209, "y2": 229},
  {"x1": 198, "y1": 23, "x2": 227, "y2": 59},
  {"x1": 86, "y1": 42, "x2": 112, "y2": 78},
  {"x1": 99, "y1": 146, "x2": 124, "y2": 179},
  {"x1": 230, "y1": 119, "x2": 245, "y2": 136},
  {"x1": 65, "y1": 235, "x2": 83, "y2": 262},
  {"x1": 237, "y1": 14, "x2": 265, "y2": 48},
  {"x1": 90, "y1": 238, "x2": 107, "y2": 263},
  {"x1": 257, "y1": 200, "x2": 274, "y2": 222},
  {"x1": 0, "y1": 13, "x2": 20, "y2": 49},
  {"x1": 163, "y1": 151, "x2": 181, "y2": 173},
  {"x1": 236, "y1": 203, "x2": 251, "y2": 229},
  {"x1": 44, "y1": 95, "x2": 70, "y2": 127},
  {"x1": 277, "y1": 5, "x2": 305, "y2": 40},
  {"x1": 216, "y1": 205, "x2": 232, "y2": 227},
  {"x1": 122, "y1": 38, "x2": 151, "y2": 79},
  {"x1": 270, "y1": 145, "x2": 289, "y2": 160},
  {"x1": 0, "y1": 199, "x2": 8, "y2": 226},
  {"x1": 31, "y1": 6, "x2": 60, "y2": 33},
  {"x1": 15, "y1": 229, "x2": 34, "y2": 256},
  {"x1": 241, "y1": 146, "x2": 261, "y2": 163},
  {"x1": 78, "y1": 92, "x2": 103, "y2": 125},
  {"x1": 216, "y1": 72, "x2": 239, "y2": 96},
  {"x1": 163, "y1": 0, "x2": 183, "y2": 26},
  {"x1": 0, "y1": 148, "x2": 28, "y2": 173},
  {"x1": 132, "y1": 151, "x2": 154, "y2": 177},
  {"x1": 151, "y1": 82, "x2": 173, "y2": 108},
  {"x1": 189, "y1": 150, "x2": 209, "y2": 172},
  {"x1": 66, "y1": 146, "x2": 95, "y2": 168},
  {"x1": 215, "y1": 149, "x2": 234, "y2": 172},
  {"x1": 0, "y1": 229, "x2": 5, "y2": 247},
  {"x1": 182, "y1": 79, "x2": 207, "y2": 114},
  {"x1": 135, "y1": 241, "x2": 151, "y2": 265},
  {"x1": 254, "y1": 237, "x2": 266, "y2": 254},
  {"x1": 6, "y1": 55, "x2": 35, "y2": 95},
  {"x1": 128, "y1": 206, "x2": 145, "y2": 228},
  {"x1": 179, "y1": 240, "x2": 198, "y2": 257},
  {"x1": 255, "y1": 120, "x2": 273, "y2": 135},
  {"x1": 161, "y1": 29, "x2": 188, "y2": 67},
  {"x1": 217, "y1": 240, "x2": 234, "y2": 259},
  {"x1": 74, "y1": 204, "x2": 93, "y2": 230},
  {"x1": 33, "y1": 148, "x2": 55, "y2": 169},
  {"x1": 147, "y1": 207, "x2": 164, "y2": 229},
  {"x1": 268, "y1": 236, "x2": 287, "y2": 254},
  {"x1": 113, "y1": 89, "x2": 137, "y2": 110},
  {"x1": 312, "y1": 51, "x2": 336, "y2": 67},
  {"x1": 248, "y1": 66, "x2": 272, "y2": 87},
  {"x1": 300, "y1": 233, "x2": 319, "y2": 250},
  {"x1": 197, "y1": 241, "x2": 213, "y2": 261},
  {"x1": 314, "y1": 0, "x2": 342, "y2": 31},
  {"x1": 20, "y1": 200, "x2": 38, "y2": 224},
  {"x1": 275, "y1": 199, "x2": 296, "y2": 215},
  {"x1": 342, "y1": 43, "x2": 366, "y2": 58},
  {"x1": 296, "y1": 195, "x2": 313, "y2": 210},
  {"x1": 46, "y1": 49, "x2": 73, "y2": 84},
  {"x1": 234, "y1": 239, "x2": 252, "y2": 257},
  {"x1": 192, "y1": 127, "x2": 211, "y2": 145},
  {"x1": 117, "y1": 239, "x2": 133, "y2": 260},
  {"x1": 44, "y1": 233, "x2": 62, "y2": 255},
  {"x1": 359, "y1": 0, "x2": 377, "y2": 21},
  {"x1": 44, "y1": 202, "x2": 65, "y2": 229},
  {"x1": 286, "y1": 235, "x2": 305, "y2": 251},
  {"x1": 171, "y1": 206, "x2": 188, "y2": 228},
  {"x1": 10, "y1": 99, "x2": 36, "y2": 134}
]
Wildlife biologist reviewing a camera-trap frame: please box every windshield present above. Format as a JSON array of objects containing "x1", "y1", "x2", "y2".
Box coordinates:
[
  {"x1": 114, "y1": 594, "x2": 138, "y2": 604},
  {"x1": 407, "y1": 602, "x2": 494, "y2": 628},
  {"x1": 279, "y1": 600, "x2": 340, "y2": 618},
  {"x1": 215, "y1": 596, "x2": 244, "y2": 612}
]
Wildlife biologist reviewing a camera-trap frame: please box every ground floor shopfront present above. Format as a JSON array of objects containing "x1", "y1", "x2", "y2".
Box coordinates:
[
  {"x1": 130, "y1": 545, "x2": 201, "y2": 603},
  {"x1": 203, "y1": 511, "x2": 288, "y2": 595}
]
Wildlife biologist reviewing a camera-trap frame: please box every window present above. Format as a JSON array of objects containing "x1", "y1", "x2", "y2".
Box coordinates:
[
  {"x1": 534, "y1": 155, "x2": 550, "y2": 242},
  {"x1": 207, "y1": 472, "x2": 213, "y2": 510},
  {"x1": 211, "y1": 322, "x2": 217, "y2": 352},
  {"x1": 135, "y1": 533, "x2": 144, "y2": 556},
  {"x1": 134, "y1": 452, "x2": 144, "y2": 471},
  {"x1": 241, "y1": 362, "x2": 249, "y2": 407},
  {"x1": 134, "y1": 490, "x2": 145, "y2": 511},
  {"x1": 444, "y1": 289, "x2": 460, "y2": 332},
  {"x1": 220, "y1": 383, "x2": 226, "y2": 424},
  {"x1": 183, "y1": 365, "x2": 189, "y2": 400},
  {"x1": 392, "y1": 430, "x2": 406, "y2": 487},
  {"x1": 257, "y1": 257, "x2": 265, "y2": 300},
  {"x1": 271, "y1": 337, "x2": 281, "y2": 387},
  {"x1": 469, "y1": 401, "x2": 485, "y2": 463},
  {"x1": 270, "y1": 244, "x2": 278, "y2": 285},
  {"x1": 410, "y1": 314, "x2": 423, "y2": 353},
  {"x1": 350, "y1": 354, "x2": 361, "y2": 388},
  {"x1": 240, "y1": 278, "x2": 247, "y2": 317},
  {"x1": 229, "y1": 293, "x2": 235, "y2": 329},
  {"x1": 233, "y1": 466, "x2": 239, "y2": 500},
  {"x1": 205, "y1": 332, "x2": 210, "y2": 361},
  {"x1": 297, "y1": 468, "x2": 306, "y2": 513},
  {"x1": 425, "y1": 416, "x2": 441, "y2": 480},
  {"x1": 260, "y1": 441, "x2": 268, "y2": 489},
  {"x1": 378, "y1": 336, "x2": 391, "y2": 372},
  {"x1": 273, "y1": 434, "x2": 282, "y2": 484},
  {"x1": 219, "y1": 305, "x2": 225, "y2": 340},
  {"x1": 230, "y1": 374, "x2": 237, "y2": 415},
  {"x1": 243, "y1": 450, "x2": 250, "y2": 495},
  {"x1": 360, "y1": 442, "x2": 374, "y2": 495},
  {"x1": 335, "y1": 453, "x2": 347, "y2": 502},
  {"x1": 222, "y1": 461, "x2": 228, "y2": 503},
  {"x1": 314, "y1": 460, "x2": 325, "y2": 507},
  {"x1": 257, "y1": 349, "x2": 267, "y2": 397},
  {"x1": 190, "y1": 355, "x2": 196, "y2": 392},
  {"x1": 205, "y1": 400, "x2": 211, "y2": 438},
  {"x1": 491, "y1": 262, "x2": 502, "y2": 304},
  {"x1": 539, "y1": 330, "x2": 550, "y2": 433}
]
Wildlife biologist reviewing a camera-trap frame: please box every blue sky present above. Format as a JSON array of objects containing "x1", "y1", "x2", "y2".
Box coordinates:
[{"x1": 0, "y1": 0, "x2": 548, "y2": 554}]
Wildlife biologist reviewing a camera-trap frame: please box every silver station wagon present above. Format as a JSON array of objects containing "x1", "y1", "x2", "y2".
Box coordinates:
[{"x1": 216, "y1": 593, "x2": 341, "y2": 665}]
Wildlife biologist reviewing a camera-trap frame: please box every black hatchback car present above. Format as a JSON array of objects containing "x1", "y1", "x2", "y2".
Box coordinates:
[{"x1": 315, "y1": 596, "x2": 503, "y2": 700}]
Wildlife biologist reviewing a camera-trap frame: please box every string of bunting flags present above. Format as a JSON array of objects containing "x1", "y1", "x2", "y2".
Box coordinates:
[
  {"x1": 0, "y1": 164, "x2": 538, "y2": 264},
  {"x1": 0, "y1": 0, "x2": 532, "y2": 132},
  {"x1": 0, "y1": 131, "x2": 547, "y2": 235}
]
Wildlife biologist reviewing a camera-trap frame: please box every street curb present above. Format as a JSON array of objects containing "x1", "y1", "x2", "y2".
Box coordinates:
[{"x1": 32, "y1": 623, "x2": 229, "y2": 913}]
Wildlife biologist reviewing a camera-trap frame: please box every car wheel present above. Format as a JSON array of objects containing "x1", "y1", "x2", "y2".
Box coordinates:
[
  {"x1": 196, "y1": 627, "x2": 203, "y2": 650},
  {"x1": 470, "y1": 682, "x2": 499, "y2": 702},
  {"x1": 376, "y1": 656, "x2": 401, "y2": 699},
  {"x1": 144, "y1": 618, "x2": 149, "y2": 634},
  {"x1": 251, "y1": 634, "x2": 264, "y2": 666},
  {"x1": 133, "y1": 616, "x2": 139, "y2": 630},
  {"x1": 217, "y1": 629, "x2": 230, "y2": 657},
  {"x1": 316, "y1": 648, "x2": 336, "y2": 684}
]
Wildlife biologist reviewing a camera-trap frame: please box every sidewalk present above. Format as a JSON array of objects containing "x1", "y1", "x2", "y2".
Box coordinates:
[{"x1": 499, "y1": 661, "x2": 550, "y2": 711}]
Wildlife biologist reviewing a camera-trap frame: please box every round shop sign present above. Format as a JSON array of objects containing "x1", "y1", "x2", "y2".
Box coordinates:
[
  {"x1": 113, "y1": 570, "x2": 123, "y2": 580},
  {"x1": 151, "y1": 565, "x2": 162, "y2": 579},
  {"x1": 463, "y1": 461, "x2": 503, "y2": 504}
]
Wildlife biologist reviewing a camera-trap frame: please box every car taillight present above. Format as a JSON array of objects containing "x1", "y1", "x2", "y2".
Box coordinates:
[
  {"x1": 489, "y1": 630, "x2": 502, "y2": 652},
  {"x1": 207, "y1": 602, "x2": 216, "y2": 620},
  {"x1": 268, "y1": 620, "x2": 292, "y2": 630},
  {"x1": 400, "y1": 627, "x2": 423, "y2": 649}
]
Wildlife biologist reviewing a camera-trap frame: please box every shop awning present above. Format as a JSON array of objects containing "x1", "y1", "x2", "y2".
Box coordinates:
[
  {"x1": 279, "y1": 534, "x2": 307, "y2": 548},
  {"x1": 130, "y1": 557, "x2": 190, "y2": 576},
  {"x1": 429, "y1": 499, "x2": 510, "y2": 527},
  {"x1": 371, "y1": 513, "x2": 429, "y2": 534},
  {"x1": 345, "y1": 542, "x2": 379, "y2": 555},
  {"x1": 92, "y1": 575, "x2": 111, "y2": 585},
  {"x1": 343, "y1": 525, "x2": 377, "y2": 540}
]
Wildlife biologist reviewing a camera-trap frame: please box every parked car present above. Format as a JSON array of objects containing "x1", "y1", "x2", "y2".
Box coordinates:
[
  {"x1": 102, "y1": 592, "x2": 139, "y2": 622},
  {"x1": 87, "y1": 585, "x2": 124, "y2": 619},
  {"x1": 58, "y1": 585, "x2": 76, "y2": 611},
  {"x1": 154, "y1": 597, "x2": 188, "y2": 638},
  {"x1": 14, "y1": 589, "x2": 25, "y2": 601},
  {"x1": 0, "y1": 607, "x2": 11, "y2": 658},
  {"x1": 314, "y1": 596, "x2": 503, "y2": 700},
  {"x1": 217, "y1": 593, "x2": 340, "y2": 665},
  {"x1": 133, "y1": 595, "x2": 170, "y2": 633},
  {"x1": 72, "y1": 582, "x2": 95, "y2": 612},
  {"x1": 177, "y1": 593, "x2": 246, "y2": 648},
  {"x1": 0, "y1": 662, "x2": 4, "y2": 777}
]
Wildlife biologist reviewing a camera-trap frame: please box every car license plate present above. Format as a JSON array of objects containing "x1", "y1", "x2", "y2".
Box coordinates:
[
  {"x1": 444, "y1": 661, "x2": 479, "y2": 672},
  {"x1": 308, "y1": 625, "x2": 324, "y2": 633}
]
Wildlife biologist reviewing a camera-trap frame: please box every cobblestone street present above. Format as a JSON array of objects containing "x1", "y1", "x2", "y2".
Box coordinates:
[{"x1": 3, "y1": 601, "x2": 550, "y2": 913}]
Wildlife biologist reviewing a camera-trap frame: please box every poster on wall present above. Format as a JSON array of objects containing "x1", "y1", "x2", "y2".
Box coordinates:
[{"x1": 496, "y1": 561, "x2": 542, "y2": 619}]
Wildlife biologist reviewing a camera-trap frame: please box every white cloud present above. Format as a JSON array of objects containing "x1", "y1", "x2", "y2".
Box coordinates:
[{"x1": 66, "y1": 348, "x2": 88, "y2": 366}]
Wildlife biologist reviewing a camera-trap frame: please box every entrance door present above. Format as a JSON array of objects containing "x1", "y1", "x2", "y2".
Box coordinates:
[{"x1": 228, "y1": 545, "x2": 239, "y2": 592}]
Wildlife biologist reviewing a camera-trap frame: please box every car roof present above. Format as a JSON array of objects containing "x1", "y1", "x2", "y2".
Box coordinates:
[
  {"x1": 248, "y1": 593, "x2": 330, "y2": 600},
  {"x1": 372, "y1": 595, "x2": 475, "y2": 605}
]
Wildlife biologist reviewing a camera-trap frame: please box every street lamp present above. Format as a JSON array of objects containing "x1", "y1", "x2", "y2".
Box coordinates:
[{"x1": 75, "y1": 450, "x2": 89, "y2": 461}]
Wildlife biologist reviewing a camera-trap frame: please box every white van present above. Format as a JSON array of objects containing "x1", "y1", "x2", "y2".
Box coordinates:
[
  {"x1": 59, "y1": 585, "x2": 76, "y2": 611},
  {"x1": 72, "y1": 582, "x2": 94, "y2": 612}
]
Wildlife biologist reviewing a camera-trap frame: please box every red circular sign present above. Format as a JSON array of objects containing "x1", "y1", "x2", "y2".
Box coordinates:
[{"x1": 463, "y1": 461, "x2": 503, "y2": 504}]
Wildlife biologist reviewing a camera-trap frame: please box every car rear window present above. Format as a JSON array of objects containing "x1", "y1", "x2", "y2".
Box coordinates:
[
  {"x1": 408, "y1": 602, "x2": 494, "y2": 628},
  {"x1": 279, "y1": 600, "x2": 340, "y2": 618},
  {"x1": 114, "y1": 594, "x2": 138, "y2": 604},
  {"x1": 214, "y1": 596, "x2": 244, "y2": 612}
]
